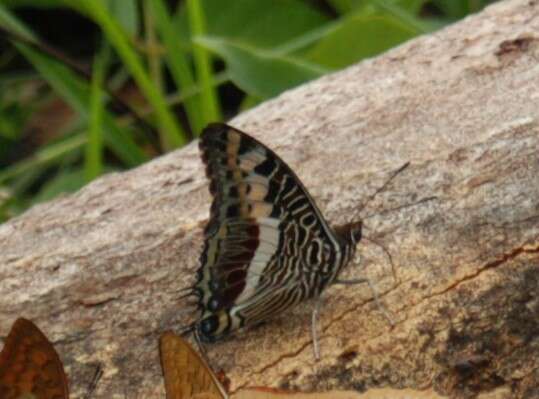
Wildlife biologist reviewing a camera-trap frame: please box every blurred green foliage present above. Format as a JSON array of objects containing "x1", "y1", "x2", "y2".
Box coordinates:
[{"x1": 0, "y1": 0, "x2": 497, "y2": 222}]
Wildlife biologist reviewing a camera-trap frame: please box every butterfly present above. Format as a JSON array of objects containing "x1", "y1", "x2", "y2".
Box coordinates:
[
  {"x1": 0, "y1": 318, "x2": 69, "y2": 399},
  {"x1": 181, "y1": 122, "x2": 390, "y2": 359}
]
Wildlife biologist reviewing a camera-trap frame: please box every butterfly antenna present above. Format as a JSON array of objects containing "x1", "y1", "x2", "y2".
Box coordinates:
[
  {"x1": 362, "y1": 195, "x2": 438, "y2": 221},
  {"x1": 353, "y1": 161, "x2": 410, "y2": 220}
]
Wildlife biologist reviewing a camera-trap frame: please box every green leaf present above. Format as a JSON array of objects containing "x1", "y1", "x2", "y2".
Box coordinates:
[
  {"x1": 197, "y1": 37, "x2": 328, "y2": 99},
  {"x1": 430, "y1": 0, "x2": 468, "y2": 19},
  {"x1": 306, "y1": 14, "x2": 418, "y2": 69},
  {"x1": 176, "y1": 0, "x2": 329, "y2": 49},
  {"x1": 392, "y1": 0, "x2": 428, "y2": 14},
  {"x1": 328, "y1": 0, "x2": 427, "y2": 15},
  {"x1": 371, "y1": 0, "x2": 431, "y2": 33},
  {"x1": 239, "y1": 94, "x2": 262, "y2": 112},
  {"x1": 327, "y1": 0, "x2": 356, "y2": 14},
  {"x1": 430, "y1": 0, "x2": 492, "y2": 19}
]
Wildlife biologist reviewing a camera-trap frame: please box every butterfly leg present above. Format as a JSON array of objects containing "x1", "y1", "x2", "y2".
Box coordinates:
[
  {"x1": 193, "y1": 327, "x2": 212, "y2": 365},
  {"x1": 334, "y1": 277, "x2": 395, "y2": 326},
  {"x1": 83, "y1": 363, "x2": 103, "y2": 399},
  {"x1": 311, "y1": 292, "x2": 325, "y2": 360}
]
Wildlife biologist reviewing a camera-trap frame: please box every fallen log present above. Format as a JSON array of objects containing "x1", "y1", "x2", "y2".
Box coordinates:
[{"x1": 1, "y1": 0, "x2": 538, "y2": 398}]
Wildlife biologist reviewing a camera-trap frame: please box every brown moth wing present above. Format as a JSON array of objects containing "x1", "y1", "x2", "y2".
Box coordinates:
[
  {"x1": 0, "y1": 318, "x2": 69, "y2": 399},
  {"x1": 159, "y1": 331, "x2": 226, "y2": 399}
]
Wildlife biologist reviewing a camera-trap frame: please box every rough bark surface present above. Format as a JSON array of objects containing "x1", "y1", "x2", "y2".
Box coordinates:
[{"x1": 1, "y1": 1, "x2": 539, "y2": 398}]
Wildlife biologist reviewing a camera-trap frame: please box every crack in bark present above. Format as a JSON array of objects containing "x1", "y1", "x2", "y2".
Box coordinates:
[
  {"x1": 232, "y1": 280, "x2": 406, "y2": 391},
  {"x1": 232, "y1": 339, "x2": 314, "y2": 392},
  {"x1": 417, "y1": 243, "x2": 539, "y2": 303},
  {"x1": 235, "y1": 275, "x2": 412, "y2": 387}
]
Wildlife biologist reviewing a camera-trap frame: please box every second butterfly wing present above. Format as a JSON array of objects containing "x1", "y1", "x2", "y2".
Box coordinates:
[
  {"x1": 160, "y1": 331, "x2": 226, "y2": 399},
  {"x1": 0, "y1": 318, "x2": 69, "y2": 399}
]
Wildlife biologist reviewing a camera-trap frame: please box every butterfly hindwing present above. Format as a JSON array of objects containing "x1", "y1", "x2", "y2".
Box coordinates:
[
  {"x1": 0, "y1": 318, "x2": 69, "y2": 399},
  {"x1": 196, "y1": 123, "x2": 346, "y2": 340}
]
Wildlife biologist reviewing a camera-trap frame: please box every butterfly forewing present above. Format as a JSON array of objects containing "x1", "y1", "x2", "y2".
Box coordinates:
[
  {"x1": 159, "y1": 331, "x2": 226, "y2": 399},
  {"x1": 196, "y1": 123, "x2": 352, "y2": 341},
  {"x1": 0, "y1": 318, "x2": 69, "y2": 399}
]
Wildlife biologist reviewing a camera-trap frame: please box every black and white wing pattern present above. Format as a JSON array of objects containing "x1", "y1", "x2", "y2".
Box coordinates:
[{"x1": 194, "y1": 123, "x2": 362, "y2": 341}]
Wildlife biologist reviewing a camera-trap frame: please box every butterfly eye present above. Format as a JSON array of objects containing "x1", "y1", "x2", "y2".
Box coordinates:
[{"x1": 348, "y1": 221, "x2": 362, "y2": 244}]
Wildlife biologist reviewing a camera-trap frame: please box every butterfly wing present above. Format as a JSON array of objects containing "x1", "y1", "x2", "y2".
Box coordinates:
[
  {"x1": 196, "y1": 123, "x2": 343, "y2": 339},
  {"x1": 0, "y1": 318, "x2": 69, "y2": 399},
  {"x1": 159, "y1": 331, "x2": 226, "y2": 399}
]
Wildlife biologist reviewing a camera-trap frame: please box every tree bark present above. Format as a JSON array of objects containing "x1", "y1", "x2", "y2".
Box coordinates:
[{"x1": 1, "y1": 1, "x2": 539, "y2": 398}]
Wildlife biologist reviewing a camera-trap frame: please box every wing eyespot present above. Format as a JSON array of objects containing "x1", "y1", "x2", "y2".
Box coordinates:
[{"x1": 200, "y1": 316, "x2": 219, "y2": 335}]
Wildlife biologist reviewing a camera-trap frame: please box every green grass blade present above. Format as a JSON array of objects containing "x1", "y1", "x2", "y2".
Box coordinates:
[
  {"x1": 142, "y1": 1, "x2": 168, "y2": 149},
  {"x1": 150, "y1": 0, "x2": 204, "y2": 134},
  {"x1": 187, "y1": 0, "x2": 222, "y2": 126},
  {"x1": 16, "y1": 42, "x2": 147, "y2": 166},
  {"x1": 85, "y1": 44, "x2": 109, "y2": 182},
  {"x1": 0, "y1": 134, "x2": 86, "y2": 185},
  {"x1": 77, "y1": 0, "x2": 187, "y2": 148},
  {"x1": 123, "y1": 71, "x2": 229, "y2": 125},
  {"x1": 0, "y1": 3, "x2": 36, "y2": 42}
]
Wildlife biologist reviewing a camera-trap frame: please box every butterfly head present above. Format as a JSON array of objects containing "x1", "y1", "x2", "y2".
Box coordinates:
[{"x1": 335, "y1": 220, "x2": 363, "y2": 247}]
